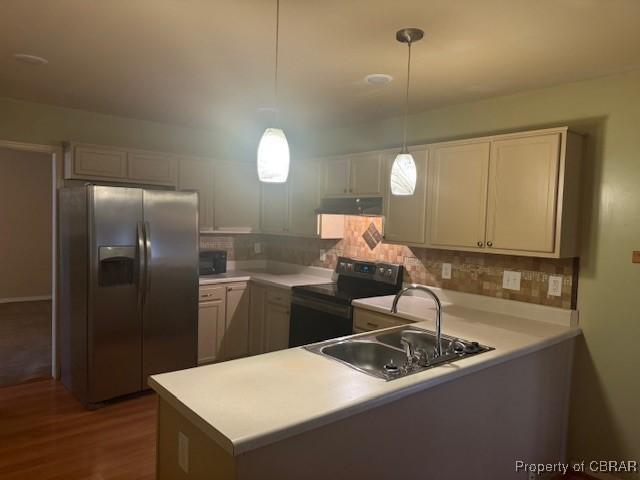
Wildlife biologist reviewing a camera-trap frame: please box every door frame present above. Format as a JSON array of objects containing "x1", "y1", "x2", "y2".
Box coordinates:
[{"x1": 0, "y1": 139, "x2": 64, "y2": 379}]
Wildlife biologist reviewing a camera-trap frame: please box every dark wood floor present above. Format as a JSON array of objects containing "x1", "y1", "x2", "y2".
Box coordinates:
[
  {"x1": 0, "y1": 300, "x2": 52, "y2": 386},
  {"x1": 0, "y1": 379, "x2": 157, "y2": 479}
]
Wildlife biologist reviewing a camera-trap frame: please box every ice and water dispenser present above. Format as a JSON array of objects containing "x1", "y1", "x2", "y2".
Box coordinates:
[{"x1": 98, "y1": 246, "x2": 136, "y2": 286}]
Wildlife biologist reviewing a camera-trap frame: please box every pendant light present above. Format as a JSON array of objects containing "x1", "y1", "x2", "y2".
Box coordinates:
[
  {"x1": 390, "y1": 28, "x2": 424, "y2": 196},
  {"x1": 257, "y1": 0, "x2": 290, "y2": 183}
]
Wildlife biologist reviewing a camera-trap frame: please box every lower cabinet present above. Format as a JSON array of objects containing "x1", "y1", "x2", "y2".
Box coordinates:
[
  {"x1": 249, "y1": 283, "x2": 291, "y2": 355},
  {"x1": 197, "y1": 285, "x2": 226, "y2": 364},
  {"x1": 353, "y1": 307, "x2": 412, "y2": 333},
  {"x1": 264, "y1": 301, "x2": 291, "y2": 353},
  {"x1": 198, "y1": 282, "x2": 249, "y2": 364},
  {"x1": 222, "y1": 282, "x2": 250, "y2": 360}
]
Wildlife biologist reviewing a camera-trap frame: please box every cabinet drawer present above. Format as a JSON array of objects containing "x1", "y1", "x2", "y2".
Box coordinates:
[
  {"x1": 266, "y1": 287, "x2": 291, "y2": 307},
  {"x1": 199, "y1": 285, "x2": 226, "y2": 302},
  {"x1": 353, "y1": 308, "x2": 412, "y2": 332}
]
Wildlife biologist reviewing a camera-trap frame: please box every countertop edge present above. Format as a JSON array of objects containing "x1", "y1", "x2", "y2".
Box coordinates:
[{"x1": 148, "y1": 376, "x2": 237, "y2": 455}]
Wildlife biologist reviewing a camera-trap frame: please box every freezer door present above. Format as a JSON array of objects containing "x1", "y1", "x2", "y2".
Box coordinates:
[
  {"x1": 141, "y1": 190, "x2": 198, "y2": 383},
  {"x1": 88, "y1": 186, "x2": 143, "y2": 403}
]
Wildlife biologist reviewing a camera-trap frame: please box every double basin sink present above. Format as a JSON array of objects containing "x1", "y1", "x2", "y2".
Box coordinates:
[{"x1": 305, "y1": 325, "x2": 492, "y2": 381}]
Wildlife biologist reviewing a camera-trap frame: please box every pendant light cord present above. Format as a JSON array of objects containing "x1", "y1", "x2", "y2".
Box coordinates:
[
  {"x1": 274, "y1": 0, "x2": 280, "y2": 126},
  {"x1": 402, "y1": 40, "x2": 412, "y2": 152}
]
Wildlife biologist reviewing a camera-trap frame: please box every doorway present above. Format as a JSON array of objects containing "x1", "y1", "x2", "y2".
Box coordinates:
[{"x1": 0, "y1": 143, "x2": 60, "y2": 386}]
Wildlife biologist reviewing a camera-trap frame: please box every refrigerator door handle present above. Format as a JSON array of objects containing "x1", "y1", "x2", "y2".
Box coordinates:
[
  {"x1": 137, "y1": 221, "x2": 146, "y2": 305},
  {"x1": 144, "y1": 221, "x2": 152, "y2": 300}
]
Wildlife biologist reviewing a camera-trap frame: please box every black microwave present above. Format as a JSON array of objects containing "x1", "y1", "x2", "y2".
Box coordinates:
[{"x1": 199, "y1": 250, "x2": 227, "y2": 275}]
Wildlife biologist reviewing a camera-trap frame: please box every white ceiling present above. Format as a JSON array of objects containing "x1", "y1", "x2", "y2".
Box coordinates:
[{"x1": 2, "y1": 0, "x2": 640, "y2": 139}]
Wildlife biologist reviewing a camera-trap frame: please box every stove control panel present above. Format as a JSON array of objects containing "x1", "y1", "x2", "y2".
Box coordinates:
[{"x1": 336, "y1": 256, "x2": 403, "y2": 285}]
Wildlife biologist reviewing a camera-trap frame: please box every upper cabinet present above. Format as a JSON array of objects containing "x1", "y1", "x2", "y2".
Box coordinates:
[
  {"x1": 350, "y1": 152, "x2": 384, "y2": 195},
  {"x1": 322, "y1": 152, "x2": 384, "y2": 197},
  {"x1": 213, "y1": 161, "x2": 260, "y2": 232},
  {"x1": 261, "y1": 182, "x2": 290, "y2": 234},
  {"x1": 288, "y1": 160, "x2": 320, "y2": 237},
  {"x1": 383, "y1": 147, "x2": 429, "y2": 245},
  {"x1": 128, "y1": 151, "x2": 177, "y2": 186},
  {"x1": 424, "y1": 128, "x2": 582, "y2": 258},
  {"x1": 260, "y1": 160, "x2": 344, "y2": 239},
  {"x1": 427, "y1": 141, "x2": 490, "y2": 249},
  {"x1": 485, "y1": 133, "x2": 561, "y2": 254},
  {"x1": 322, "y1": 156, "x2": 351, "y2": 196},
  {"x1": 68, "y1": 144, "x2": 128, "y2": 180},
  {"x1": 64, "y1": 142, "x2": 177, "y2": 186},
  {"x1": 178, "y1": 158, "x2": 214, "y2": 232}
]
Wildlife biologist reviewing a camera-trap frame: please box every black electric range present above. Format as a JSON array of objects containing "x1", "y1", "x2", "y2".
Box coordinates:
[{"x1": 288, "y1": 257, "x2": 404, "y2": 347}]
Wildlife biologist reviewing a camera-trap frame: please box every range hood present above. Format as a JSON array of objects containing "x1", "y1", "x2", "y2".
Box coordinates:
[{"x1": 315, "y1": 197, "x2": 383, "y2": 216}]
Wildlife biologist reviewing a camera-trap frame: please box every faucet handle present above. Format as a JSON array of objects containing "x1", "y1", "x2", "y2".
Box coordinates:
[{"x1": 416, "y1": 348, "x2": 430, "y2": 367}]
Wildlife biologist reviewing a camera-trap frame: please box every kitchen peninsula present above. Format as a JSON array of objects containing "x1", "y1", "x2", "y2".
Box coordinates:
[{"x1": 150, "y1": 290, "x2": 580, "y2": 479}]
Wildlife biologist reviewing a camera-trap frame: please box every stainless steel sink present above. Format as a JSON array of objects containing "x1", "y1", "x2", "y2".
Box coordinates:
[
  {"x1": 305, "y1": 325, "x2": 492, "y2": 381},
  {"x1": 320, "y1": 341, "x2": 408, "y2": 378}
]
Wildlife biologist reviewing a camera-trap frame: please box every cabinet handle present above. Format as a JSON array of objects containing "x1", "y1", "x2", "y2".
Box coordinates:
[
  {"x1": 343, "y1": 188, "x2": 347, "y2": 193},
  {"x1": 201, "y1": 293, "x2": 215, "y2": 297},
  {"x1": 487, "y1": 241, "x2": 493, "y2": 247},
  {"x1": 477, "y1": 241, "x2": 484, "y2": 247}
]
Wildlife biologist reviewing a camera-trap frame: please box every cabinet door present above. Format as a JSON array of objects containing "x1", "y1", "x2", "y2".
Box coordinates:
[
  {"x1": 264, "y1": 302, "x2": 290, "y2": 353},
  {"x1": 223, "y1": 283, "x2": 250, "y2": 360},
  {"x1": 73, "y1": 144, "x2": 127, "y2": 179},
  {"x1": 249, "y1": 283, "x2": 266, "y2": 356},
  {"x1": 322, "y1": 157, "x2": 351, "y2": 196},
  {"x1": 383, "y1": 148, "x2": 429, "y2": 244},
  {"x1": 213, "y1": 162, "x2": 260, "y2": 231},
  {"x1": 260, "y1": 183, "x2": 290, "y2": 234},
  {"x1": 198, "y1": 301, "x2": 225, "y2": 364},
  {"x1": 428, "y1": 142, "x2": 490, "y2": 249},
  {"x1": 289, "y1": 161, "x2": 320, "y2": 237},
  {"x1": 128, "y1": 152, "x2": 177, "y2": 185},
  {"x1": 350, "y1": 152, "x2": 383, "y2": 195},
  {"x1": 178, "y1": 158, "x2": 214, "y2": 231},
  {"x1": 486, "y1": 133, "x2": 560, "y2": 253}
]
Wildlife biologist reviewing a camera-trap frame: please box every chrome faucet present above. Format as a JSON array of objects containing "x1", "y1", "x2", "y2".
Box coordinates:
[{"x1": 391, "y1": 284, "x2": 443, "y2": 358}]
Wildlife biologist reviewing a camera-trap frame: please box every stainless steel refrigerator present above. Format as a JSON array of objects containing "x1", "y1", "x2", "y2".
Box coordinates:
[{"x1": 59, "y1": 185, "x2": 198, "y2": 407}]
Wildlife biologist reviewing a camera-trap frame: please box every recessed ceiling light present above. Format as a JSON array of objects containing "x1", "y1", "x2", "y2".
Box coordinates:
[
  {"x1": 13, "y1": 53, "x2": 49, "y2": 65},
  {"x1": 365, "y1": 73, "x2": 393, "y2": 85}
]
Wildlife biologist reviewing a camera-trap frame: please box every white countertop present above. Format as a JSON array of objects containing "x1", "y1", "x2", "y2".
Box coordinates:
[
  {"x1": 149, "y1": 293, "x2": 581, "y2": 456},
  {"x1": 198, "y1": 261, "x2": 334, "y2": 289},
  {"x1": 200, "y1": 270, "x2": 332, "y2": 289}
]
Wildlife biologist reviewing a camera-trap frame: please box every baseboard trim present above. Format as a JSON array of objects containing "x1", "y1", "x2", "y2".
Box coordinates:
[{"x1": 0, "y1": 295, "x2": 52, "y2": 304}]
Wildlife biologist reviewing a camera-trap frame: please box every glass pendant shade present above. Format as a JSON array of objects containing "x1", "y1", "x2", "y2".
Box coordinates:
[
  {"x1": 257, "y1": 127, "x2": 290, "y2": 183},
  {"x1": 390, "y1": 152, "x2": 417, "y2": 196}
]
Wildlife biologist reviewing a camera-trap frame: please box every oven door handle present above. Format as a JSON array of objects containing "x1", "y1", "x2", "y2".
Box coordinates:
[{"x1": 291, "y1": 296, "x2": 352, "y2": 319}]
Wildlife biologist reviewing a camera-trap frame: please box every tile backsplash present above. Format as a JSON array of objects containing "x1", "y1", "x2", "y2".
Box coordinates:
[
  {"x1": 201, "y1": 216, "x2": 577, "y2": 309},
  {"x1": 199, "y1": 234, "x2": 266, "y2": 261}
]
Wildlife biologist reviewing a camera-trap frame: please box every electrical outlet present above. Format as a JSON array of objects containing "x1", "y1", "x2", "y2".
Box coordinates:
[
  {"x1": 254, "y1": 242, "x2": 262, "y2": 254},
  {"x1": 441, "y1": 263, "x2": 452, "y2": 280},
  {"x1": 320, "y1": 249, "x2": 327, "y2": 262},
  {"x1": 548, "y1": 275, "x2": 562, "y2": 296},
  {"x1": 178, "y1": 432, "x2": 189, "y2": 473},
  {"x1": 502, "y1": 271, "x2": 521, "y2": 291}
]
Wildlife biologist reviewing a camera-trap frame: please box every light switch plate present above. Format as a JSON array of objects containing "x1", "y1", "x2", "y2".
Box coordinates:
[
  {"x1": 442, "y1": 263, "x2": 452, "y2": 280},
  {"x1": 548, "y1": 275, "x2": 563, "y2": 296},
  {"x1": 320, "y1": 249, "x2": 327, "y2": 262},
  {"x1": 254, "y1": 242, "x2": 262, "y2": 254},
  {"x1": 178, "y1": 432, "x2": 189, "y2": 473},
  {"x1": 502, "y1": 271, "x2": 521, "y2": 291}
]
